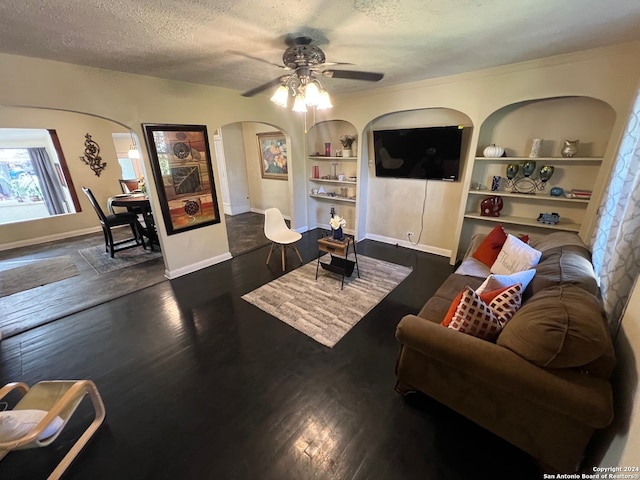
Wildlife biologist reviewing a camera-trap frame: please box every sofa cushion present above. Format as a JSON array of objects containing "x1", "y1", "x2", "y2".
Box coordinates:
[
  {"x1": 417, "y1": 274, "x2": 484, "y2": 323},
  {"x1": 527, "y1": 245, "x2": 599, "y2": 298},
  {"x1": 472, "y1": 224, "x2": 507, "y2": 267},
  {"x1": 447, "y1": 287, "x2": 503, "y2": 340},
  {"x1": 447, "y1": 284, "x2": 523, "y2": 339},
  {"x1": 497, "y1": 285, "x2": 611, "y2": 368},
  {"x1": 491, "y1": 234, "x2": 542, "y2": 275},
  {"x1": 441, "y1": 285, "x2": 511, "y2": 327},
  {"x1": 477, "y1": 269, "x2": 536, "y2": 294}
]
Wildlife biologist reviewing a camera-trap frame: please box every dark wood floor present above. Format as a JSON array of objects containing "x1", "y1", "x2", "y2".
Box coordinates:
[{"x1": 0, "y1": 230, "x2": 541, "y2": 480}]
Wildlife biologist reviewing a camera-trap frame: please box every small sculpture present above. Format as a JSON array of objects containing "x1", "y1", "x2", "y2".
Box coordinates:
[
  {"x1": 537, "y1": 212, "x2": 560, "y2": 225},
  {"x1": 480, "y1": 196, "x2": 504, "y2": 217},
  {"x1": 561, "y1": 140, "x2": 579, "y2": 158},
  {"x1": 483, "y1": 144, "x2": 504, "y2": 158}
]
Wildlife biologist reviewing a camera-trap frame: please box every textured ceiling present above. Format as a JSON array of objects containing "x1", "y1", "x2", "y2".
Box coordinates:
[{"x1": 1, "y1": 0, "x2": 639, "y2": 97}]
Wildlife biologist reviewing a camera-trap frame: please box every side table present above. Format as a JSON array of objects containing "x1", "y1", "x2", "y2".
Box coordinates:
[{"x1": 316, "y1": 234, "x2": 360, "y2": 289}]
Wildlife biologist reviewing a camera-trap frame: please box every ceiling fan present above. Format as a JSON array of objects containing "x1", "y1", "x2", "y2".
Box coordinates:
[{"x1": 240, "y1": 36, "x2": 384, "y2": 103}]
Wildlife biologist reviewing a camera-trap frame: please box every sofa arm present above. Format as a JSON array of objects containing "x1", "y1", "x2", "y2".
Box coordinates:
[{"x1": 396, "y1": 314, "x2": 613, "y2": 428}]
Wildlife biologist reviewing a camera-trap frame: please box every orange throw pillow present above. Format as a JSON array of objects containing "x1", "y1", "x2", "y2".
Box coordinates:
[
  {"x1": 441, "y1": 285, "x2": 510, "y2": 327},
  {"x1": 472, "y1": 224, "x2": 507, "y2": 267}
]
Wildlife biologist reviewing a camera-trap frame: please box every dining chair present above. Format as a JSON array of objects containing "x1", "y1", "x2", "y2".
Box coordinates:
[
  {"x1": 82, "y1": 187, "x2": 146, "y2": 257},
  {"x1": 118, "y1": 179, "x2": 140, "y2": 194},
  {"x1": 264, "y1": 207, "x2": 303, "y2": 271},
  {"x1": 0, "y1": 380, "x2": 106, "y2": 480}
]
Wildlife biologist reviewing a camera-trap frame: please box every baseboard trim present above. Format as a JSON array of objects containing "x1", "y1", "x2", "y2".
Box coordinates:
[
  {"x1": 365, "y1": 233, "x2": 451, "y2": 258},
  {"x1": 164, "y1": 252, "x2": 233, "y2": 279},
  {"x1": 0, "y1": 226, "x2": 103, "y2": 252}
]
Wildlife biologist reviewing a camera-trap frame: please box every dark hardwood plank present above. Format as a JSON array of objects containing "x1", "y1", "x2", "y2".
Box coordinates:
[{"x1": 0, "y1": 230, "x2": 541, "y2": 480}]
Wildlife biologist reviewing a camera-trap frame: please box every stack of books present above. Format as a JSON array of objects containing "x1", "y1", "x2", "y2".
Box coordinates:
[{"x1": 570, "y1": 189, "x2": 592, "y2": 199}]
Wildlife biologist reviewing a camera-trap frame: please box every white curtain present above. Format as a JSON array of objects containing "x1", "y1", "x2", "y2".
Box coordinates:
[{"x1": 591, "y1": 88, "x2": 640, "y2": 334}]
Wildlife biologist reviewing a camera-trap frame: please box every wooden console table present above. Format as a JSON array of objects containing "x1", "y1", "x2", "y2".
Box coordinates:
[{"x1": 316, "y1": 235, "x2": 360, "y2": 289}]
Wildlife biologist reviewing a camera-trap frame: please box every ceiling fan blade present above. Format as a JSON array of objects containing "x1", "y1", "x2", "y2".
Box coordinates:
[
  {"x1": 322, "y1": 70, "x2": 384, "y2": 82},
  {"x1": 241, "y1": 77, "x2": 287, "y2": 97},
  {"x1": 226, "y1": 50, "x2": 288, "y2": 70},
  {"x1": 313, "y1": 61, "x2": 354, "y2": 68}
]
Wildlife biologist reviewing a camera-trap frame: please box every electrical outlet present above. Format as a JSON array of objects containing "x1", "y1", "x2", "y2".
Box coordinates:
[{"x1": 407, "y1": 231, "x2": 414, "y2": 239}]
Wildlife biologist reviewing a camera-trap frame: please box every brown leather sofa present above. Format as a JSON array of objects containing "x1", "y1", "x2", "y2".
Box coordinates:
[{"x1": 395, "y1": 231, "x2": 616, "y2": 472}]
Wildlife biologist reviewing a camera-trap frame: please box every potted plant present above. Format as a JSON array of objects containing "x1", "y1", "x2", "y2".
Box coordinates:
[{"x1": 340, "y1": 135, "x2": 356, "y2": 157}]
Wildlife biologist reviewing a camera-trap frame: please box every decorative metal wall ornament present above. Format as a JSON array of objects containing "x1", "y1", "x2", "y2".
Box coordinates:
[{"x1": 80, "y1": 133, "x2": 106, "y2": 176}]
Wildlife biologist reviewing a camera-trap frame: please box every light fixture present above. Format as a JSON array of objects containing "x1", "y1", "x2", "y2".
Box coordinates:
[
  {"x1": 270, "y1": 85, "x2": 288, "y2": 108},
  {"x1": 128, "y1": 131, "x2": 140, "y2": 159},
  {"x1": 292, "y1": 94, "x2": 308, "y2": 113},
  {"x1": 270, "y1": 71, "x2": 333, "y2": 112}
]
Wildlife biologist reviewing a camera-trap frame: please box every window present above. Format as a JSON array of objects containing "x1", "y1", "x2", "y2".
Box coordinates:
[{"x1": 0, "y1": 129, "x2": 79, "y2": 225}]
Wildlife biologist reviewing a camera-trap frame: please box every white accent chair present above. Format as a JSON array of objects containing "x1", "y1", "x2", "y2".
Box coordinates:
[
  {"x1": 264, "y1": 208, "x2": 303, "y2": 271},
  {"x1": 0, "y1": 380, "x2": 106, "y2": 480}
]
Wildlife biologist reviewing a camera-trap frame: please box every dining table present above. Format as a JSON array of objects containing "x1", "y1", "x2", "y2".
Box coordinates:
[{"x1": 108, "y1": 193, "x2": 158, "y2": 249}]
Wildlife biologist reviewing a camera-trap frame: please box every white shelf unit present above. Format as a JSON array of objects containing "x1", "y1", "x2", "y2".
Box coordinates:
[
  {"x1": 306, "y1": 122, "x2": 359, "y2": 234},
  {"x1": 453, "y1": 96, "x2": 616, "y2": 261},
  {"x1": 464, "y1": 155, "x2": 602, "y2": 234}
]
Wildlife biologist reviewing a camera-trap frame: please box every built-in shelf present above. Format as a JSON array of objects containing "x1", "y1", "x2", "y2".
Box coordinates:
[
  {"x1": 309, "y1": 156, "x2": 357, "y2": 161},
  {"x1": 467, "y1": 190, "x2": 590, "y2": 203},
  {"x1": 474, "y1": 156, "x2": 603, "y2": 163},
  {"x1": 310, "y1": 193, "x2": 356, "y2": 203},
  {"x1": 464, "y1": 213, "x2": 581, "y2": 232},
  {"x1": 310, "y1": 178, "x2": 357, "y2": 185}
]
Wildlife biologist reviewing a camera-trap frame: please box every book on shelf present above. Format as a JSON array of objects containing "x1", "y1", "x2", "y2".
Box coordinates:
[{"x1": 570, "y1": 189, "x2": 592, "y2": 199}]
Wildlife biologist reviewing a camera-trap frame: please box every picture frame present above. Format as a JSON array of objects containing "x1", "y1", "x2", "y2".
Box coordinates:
[
  {"x1": 257, "y1": 132, "x2": 288, "y2": 180},
  {"x1": 142, "y1": 124, "x2": 221, "y2": 235}
]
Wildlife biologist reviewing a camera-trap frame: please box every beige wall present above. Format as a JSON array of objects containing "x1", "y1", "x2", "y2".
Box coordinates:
[
  {"x1": 1, "y1": 42, "x2": 639, "y2": 276},
  {"x1": 0, "y1": 52, "x2": 306, "y2": 277},
  {"x1": 1, "y1": 40, "x2": 640, "y2": 469},
  {"x1": 327, "y1": 42, "x2": 640, "y2": 258},
  {"x1": 241, "y1": 123, "x2": 291, "y2": 217},
  {"x1": 0, "y1": 107, "x2": 130, "y2": 242}
]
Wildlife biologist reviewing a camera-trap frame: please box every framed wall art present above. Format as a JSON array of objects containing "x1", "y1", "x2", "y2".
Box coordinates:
[
  {"x1": 142, "y1": 124, "x2": 221, "y2": 235},
  {"x1": 257, "y1": 132, "x2": 288, "y2": 180}
]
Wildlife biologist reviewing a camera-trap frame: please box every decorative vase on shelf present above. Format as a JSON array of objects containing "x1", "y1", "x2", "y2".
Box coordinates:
[
  {"x1": 561, "y1": 139, "x2": 579, "y2": 158},
  {"x1": 529, "y1": 138, "x2": 543, "y2": 158},
  {"x1": 333, "y1": 227, "x2": 343, "y2": 240},
  {"x1": 539, "y1": 165, "x2": 554, "y2": 182},
  {"x1": 522, "y1": 160, "x2": 537, "y2": 177},
  {"x1": 342, "y1": 149, "x2": 352, "y2": 158},
  {"x1": 506, "y1": 163, "x2": 519, "y2": 179}
]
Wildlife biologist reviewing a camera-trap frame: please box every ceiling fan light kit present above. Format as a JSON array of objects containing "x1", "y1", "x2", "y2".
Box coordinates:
[{"x1": 243, "y1": 36, "x2": 382, "y2": 113}]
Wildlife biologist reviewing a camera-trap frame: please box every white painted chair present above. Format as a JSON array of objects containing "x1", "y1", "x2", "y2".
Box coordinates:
[
  {"x1": 264, "y1": 208, "x2": 303, "y2": 271},
  {"x1": 0, "y1": 380, "x2": 106, "y2": 480}
]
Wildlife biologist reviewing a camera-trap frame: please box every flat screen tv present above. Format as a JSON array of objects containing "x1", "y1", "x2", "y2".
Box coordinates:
[{"x1": 373, "y1": 126, "x2": 464, "y2": 181}]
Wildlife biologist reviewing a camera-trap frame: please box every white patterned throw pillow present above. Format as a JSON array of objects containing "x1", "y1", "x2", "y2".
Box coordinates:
[{"x1": 491, "y1": 234, "x2": 542, "y2": 275}]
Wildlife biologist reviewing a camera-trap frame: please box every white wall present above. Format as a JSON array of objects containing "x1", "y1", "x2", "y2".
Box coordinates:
[{"x1": 219, "y1": 124, "x2": 250, "y2": 215}]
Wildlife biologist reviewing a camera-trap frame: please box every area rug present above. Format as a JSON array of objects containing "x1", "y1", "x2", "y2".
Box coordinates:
[
  {"x1": 0, "y1": 256, "x2": 80, "y2": 298},
  {"x1": 242, "y1": 255, "x2": 412, "y2": 347},
  {"x1": 79, "y1": 244, "x2": 163, "y2": 274}
]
